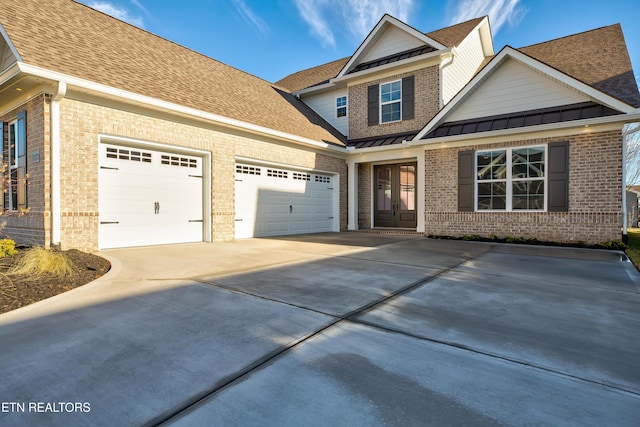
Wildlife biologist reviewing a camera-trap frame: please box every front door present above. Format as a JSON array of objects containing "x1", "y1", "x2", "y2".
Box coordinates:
[{"x1": 374, "y1": 163, "x2": 417, "y2": 228}]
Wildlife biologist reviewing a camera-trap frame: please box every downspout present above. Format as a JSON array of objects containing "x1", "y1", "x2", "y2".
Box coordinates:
[
  {"x1": 438, "y1": 50, "x2": 455, "y2": 109},
  {"x1": 50, "y1": 81, "x2": 66, "y2": 248}
]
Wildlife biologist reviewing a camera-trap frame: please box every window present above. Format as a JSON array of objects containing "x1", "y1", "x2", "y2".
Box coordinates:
[
  {"x1": 4, "y1": 113, "x2": 27, "y2": 211},
  {"x1": 476, "y1": 146, "x2": 545, "y2": 211},
  {"x1": 336, "y1": 96, "x2": 347, "y2": 118},
  {"x1": 380, "y1": 80, "x2": 401, "y2": 123}
]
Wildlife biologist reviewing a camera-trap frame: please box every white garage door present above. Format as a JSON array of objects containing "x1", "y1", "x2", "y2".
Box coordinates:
[
  {"x1": 234, "y1": 163, "x2": 336, "y2": 238},
  {"x1": 99, "y1": 144, "x2": 204, "y2": 249}
]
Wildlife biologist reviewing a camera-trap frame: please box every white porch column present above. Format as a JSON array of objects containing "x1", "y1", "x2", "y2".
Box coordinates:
[
  {"x1": 347, "y1": 159, "x2": 358, "y2": 230},
  {"x1": 51, "y1": 81, "x2": 66, "y2": 247},
  {"x1": 416, "y1": 148, "x2": 426, "y2": 233}
]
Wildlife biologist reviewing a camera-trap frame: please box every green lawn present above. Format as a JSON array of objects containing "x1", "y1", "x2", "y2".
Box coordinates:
[{"x1": 626, "y1": 229, "x2": 640, "y2": 270}]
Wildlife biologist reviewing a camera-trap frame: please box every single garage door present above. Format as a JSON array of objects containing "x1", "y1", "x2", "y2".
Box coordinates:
[
  {"x1": 99, "y1": 143, "x2": 204, "y2": 249},
  {"x1": 234, "y1": 163, "x2": 335, "y2": 238}
]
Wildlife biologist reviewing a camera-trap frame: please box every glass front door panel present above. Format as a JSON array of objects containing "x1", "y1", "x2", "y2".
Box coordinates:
[{"x1": 377, "y1": 166, "x2": 392, "y2": 211}]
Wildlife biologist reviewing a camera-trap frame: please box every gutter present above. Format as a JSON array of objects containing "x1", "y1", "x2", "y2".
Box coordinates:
[
  {"x1": 17, "y1": 63, "x2": 347, "y2": 155},
  {"x1": 50, "y1": 81, "x2": 66, "y2": 247}
]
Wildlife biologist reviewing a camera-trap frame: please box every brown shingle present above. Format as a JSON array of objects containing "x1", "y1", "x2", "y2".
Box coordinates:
[
  {"x1": 0, "y1": 0, "x2": 345, "y2": 146},
  {"x1": 275, "y1": 57, "x2": 350, "y2": 93},
  {"x1": 519, "y1": 24, "x2": 640, "y2": 108},
  {"x1": 426, "y1": 17, "x2": 484, "y2": 47}
]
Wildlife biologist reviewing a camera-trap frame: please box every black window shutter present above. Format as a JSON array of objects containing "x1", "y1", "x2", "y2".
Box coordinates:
[
  {"x1": 367, "y1": 84, "x2": 379, "y2": 126},
  {"x1": 402, "y1": 76, "x2": 415, "y2": 120},
  {"x1": 16, "y1": 110, "x2": 27, "y2": 210},
  {"x1": 458, "y1": 150, "x2": 474, "y2": 211},
  {"x1": 547, "y1": 141, "x2": 569, "y2": 212}
]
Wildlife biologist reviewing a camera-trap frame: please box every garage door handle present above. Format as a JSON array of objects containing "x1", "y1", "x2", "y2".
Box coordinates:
[
  {"x1": 154, "y1": 201, "x2": 160, "y2": 214},
  {"x1": 290, "y1": 205, "x2": 293, "y2": 213},
  {"x1": 100, "y1": 221, "x2": 119, "y2": 225}
]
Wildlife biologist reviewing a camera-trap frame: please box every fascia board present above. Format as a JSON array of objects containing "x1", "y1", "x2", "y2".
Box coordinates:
[
  {"x1": 17, "y1": 63, "x2": 347, "y2": 154},
  {"x1": 413, "y1": 46, "x2": 637, "y2": 141},
  {"x1": 337, "y1": 15, "x2": 447, "y2": 78}
]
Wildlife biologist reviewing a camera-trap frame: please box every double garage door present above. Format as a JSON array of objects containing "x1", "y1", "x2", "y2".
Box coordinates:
[
  {"x1": 98, "y1": 144, "x2": 336, "y2": 248},
  {"x1": 234, "y1": 163, "x2": 336, "y2": 238},
  {"x1": 98, "y1": 144, "x2": 204, "y2": 249}
]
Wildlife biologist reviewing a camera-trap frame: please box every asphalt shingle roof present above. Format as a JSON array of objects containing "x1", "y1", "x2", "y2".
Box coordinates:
[
  {"x1": 518, "y1": 24, "x2": 640, "y2": 108},
  {"x1": 0, "y1": 0, "x2": 346, "y2": 146}
]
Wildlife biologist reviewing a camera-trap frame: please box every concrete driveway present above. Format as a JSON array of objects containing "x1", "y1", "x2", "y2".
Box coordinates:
[{"x1": 0, "y1": 233, "x2": 639, "y2": 426}]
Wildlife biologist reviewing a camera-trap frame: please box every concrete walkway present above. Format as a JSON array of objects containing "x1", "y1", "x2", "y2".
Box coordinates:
[{"x1": 0, "y1": 234, "x2": 639, "y2": 426}]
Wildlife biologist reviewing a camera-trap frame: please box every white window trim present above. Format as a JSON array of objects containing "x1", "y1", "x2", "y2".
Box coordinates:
[
  {"x1": 336, "y1": 96, "x2": 347, "y2": 118},
  {"x1": 7, "y1": 119, "x2": 18, "y2": 211},
  {"x1": 474, "y1": 144, "x2": 548, "y2": 212},
  {"x1": 380, "y1": 80, "x2": 402, "y2": 124}
]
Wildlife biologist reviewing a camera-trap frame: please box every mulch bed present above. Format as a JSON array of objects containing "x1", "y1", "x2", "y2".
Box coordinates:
[{"x1": 0, "y1": 249, "x2": 111, "y2": 315}]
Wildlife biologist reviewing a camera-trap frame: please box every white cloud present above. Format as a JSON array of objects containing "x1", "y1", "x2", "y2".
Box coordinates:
[
  {"x1": 85, "y1": 1, "x2": 145, "y2": 28},
  {"x1": 448, "y1": 0, "x2": 527, "y2": 34},
  {"x1": 292, "y1": 0, "x2": 414, "y2": 48},
  {"x1": 233, "y1": 0, "x2": 270, "y2": 34}
]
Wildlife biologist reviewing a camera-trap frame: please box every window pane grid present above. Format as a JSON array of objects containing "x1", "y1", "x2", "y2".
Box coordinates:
[
  {"x1": 476, "y1": 146, "x2": 546, "y2": 211},
  {"x1": 380, "y1": 81, "x2": 401, "y2": 123}
]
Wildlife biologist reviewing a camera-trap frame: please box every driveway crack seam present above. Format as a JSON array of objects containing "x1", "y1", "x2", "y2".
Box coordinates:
[{"x1": 153, "y1": 250, "x2": 487, "y2": 426}]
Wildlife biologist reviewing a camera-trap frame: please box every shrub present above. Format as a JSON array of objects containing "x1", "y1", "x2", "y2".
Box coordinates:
[
  {"x1": 8, "y1": 246, "x2": 76, "y2": 278},
  {"x1": 599, "y1": 240, "x2": 627, "y2": 250},
  {"x1": 505, "y1": 236, "x2": 524, "y2": 244},
  {"x1": 0, "y1": 239, "x2": 17, "y2": 258}
]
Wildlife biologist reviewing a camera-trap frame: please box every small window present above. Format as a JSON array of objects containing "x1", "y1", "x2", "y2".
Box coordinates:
[
  {"x1": 267, "y1": 169, "x2": 287, "y2": 178},
  {"x1": 380, "y1": 80, "x2": 401, "y2": 123},
  {"x1": 314, "y1": 175, "x2": 331, "y2": 183},
  {"x1": 336, "y1": 96, "x2": 347, "y2": 118},
  {"x1": 293, "y1": 172, "x2": 311, "y2": 181},
  {"x1": 236, "y1": 165, "x2": 261, "y2": 175}
]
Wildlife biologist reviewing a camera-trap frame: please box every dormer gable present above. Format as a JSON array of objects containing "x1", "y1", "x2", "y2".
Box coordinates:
[{"x1": 336, "y1": 14, "x2": 447, "y2": 78}]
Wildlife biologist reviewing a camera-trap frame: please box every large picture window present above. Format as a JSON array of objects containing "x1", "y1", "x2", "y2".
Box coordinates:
[
  {"x1": 380, "y1": 80, "x2": 401, "y2": 123},
  {"x1": 476, "y1": 146, "x2": 545, "y2": 211}
]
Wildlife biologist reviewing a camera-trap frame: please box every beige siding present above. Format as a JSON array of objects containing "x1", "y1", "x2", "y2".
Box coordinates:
[
  {"x1": 56, "y1": 97, "x2": 346, "y2": 251},
  {"x1": 448, "y1": 59, "x2": 590, "y2": 122},
  {"x1": 442, "y1": 28, "x2": 486, "y2": 105},
  {"x1": 301, "y1": 88, "x2": 348, "y2": 136},
  {"x1": 361, "y1": 25, "x2": 426, "y2": 63},
  {"x1": 424, "y1": 130, "x2": 622, "y2": 244}
]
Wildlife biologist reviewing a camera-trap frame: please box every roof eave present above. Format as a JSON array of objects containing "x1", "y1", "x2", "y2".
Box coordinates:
[
  {"x1": 410, "y1": 111, "x2": 640, "y2": 147},
  {"x1": 17, "y1": 63, "x2": 347, "y2": 154},
  {"x1": 295, "y1": 49, "x2": 451, "y2": 97}
]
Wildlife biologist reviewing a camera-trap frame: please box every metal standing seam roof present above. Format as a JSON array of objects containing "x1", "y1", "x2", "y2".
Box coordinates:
[{"x1": 0, "y1": 0, "x2": 346, "y2": 147}]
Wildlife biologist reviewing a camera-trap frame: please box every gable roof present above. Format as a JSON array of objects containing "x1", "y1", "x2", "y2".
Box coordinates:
[
  {"x1": 415, "y1": 38, "x2": 638, "y2": 142},
  {"x1": 518, "y1": 24, "x2": 640, "y2": 108},
  {"x1": 275, "y1": 17, "x2": 486, "y2": 93},
  {"x1": 0, "y1": 0, "x2": 346, "y2": 147}
]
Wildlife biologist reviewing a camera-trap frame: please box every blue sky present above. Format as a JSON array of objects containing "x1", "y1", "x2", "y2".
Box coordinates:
[{"x1": 79, "y1": 0, "x2": 640, "y2": 85}]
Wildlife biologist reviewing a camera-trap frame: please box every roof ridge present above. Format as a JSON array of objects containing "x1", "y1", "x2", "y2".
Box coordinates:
[{"x1": 517, "y1": 23, "x2": 621, "y2": 50}]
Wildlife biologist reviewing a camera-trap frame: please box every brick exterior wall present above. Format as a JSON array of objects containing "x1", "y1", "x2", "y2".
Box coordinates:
[
  {"x1": 348, "y1": 66, "x2": 440, "y2": 140},
  {"x1": 424, "y1": 130, "x2": 623, "y2": 244},
  {"x1": 0, "y1": 94, "x2": 48, "y2": 246},
  {"x1": 52, "y1": 97, "x2": 346, "y2": 251}
]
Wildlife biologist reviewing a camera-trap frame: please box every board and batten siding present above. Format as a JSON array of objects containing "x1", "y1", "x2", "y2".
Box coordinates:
[
  {"x1": 360, "y1": 25, "x2": 427, "y2": 63},
  {"x1": 441, "y1": 27, "x2": 486, "y2": 106},
  {"x1": 301, "y1": 88, "x2": 348, "y2": 136},
  {"x1": 447, "y1": 58, "x2": 589, "y2": 122}
]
